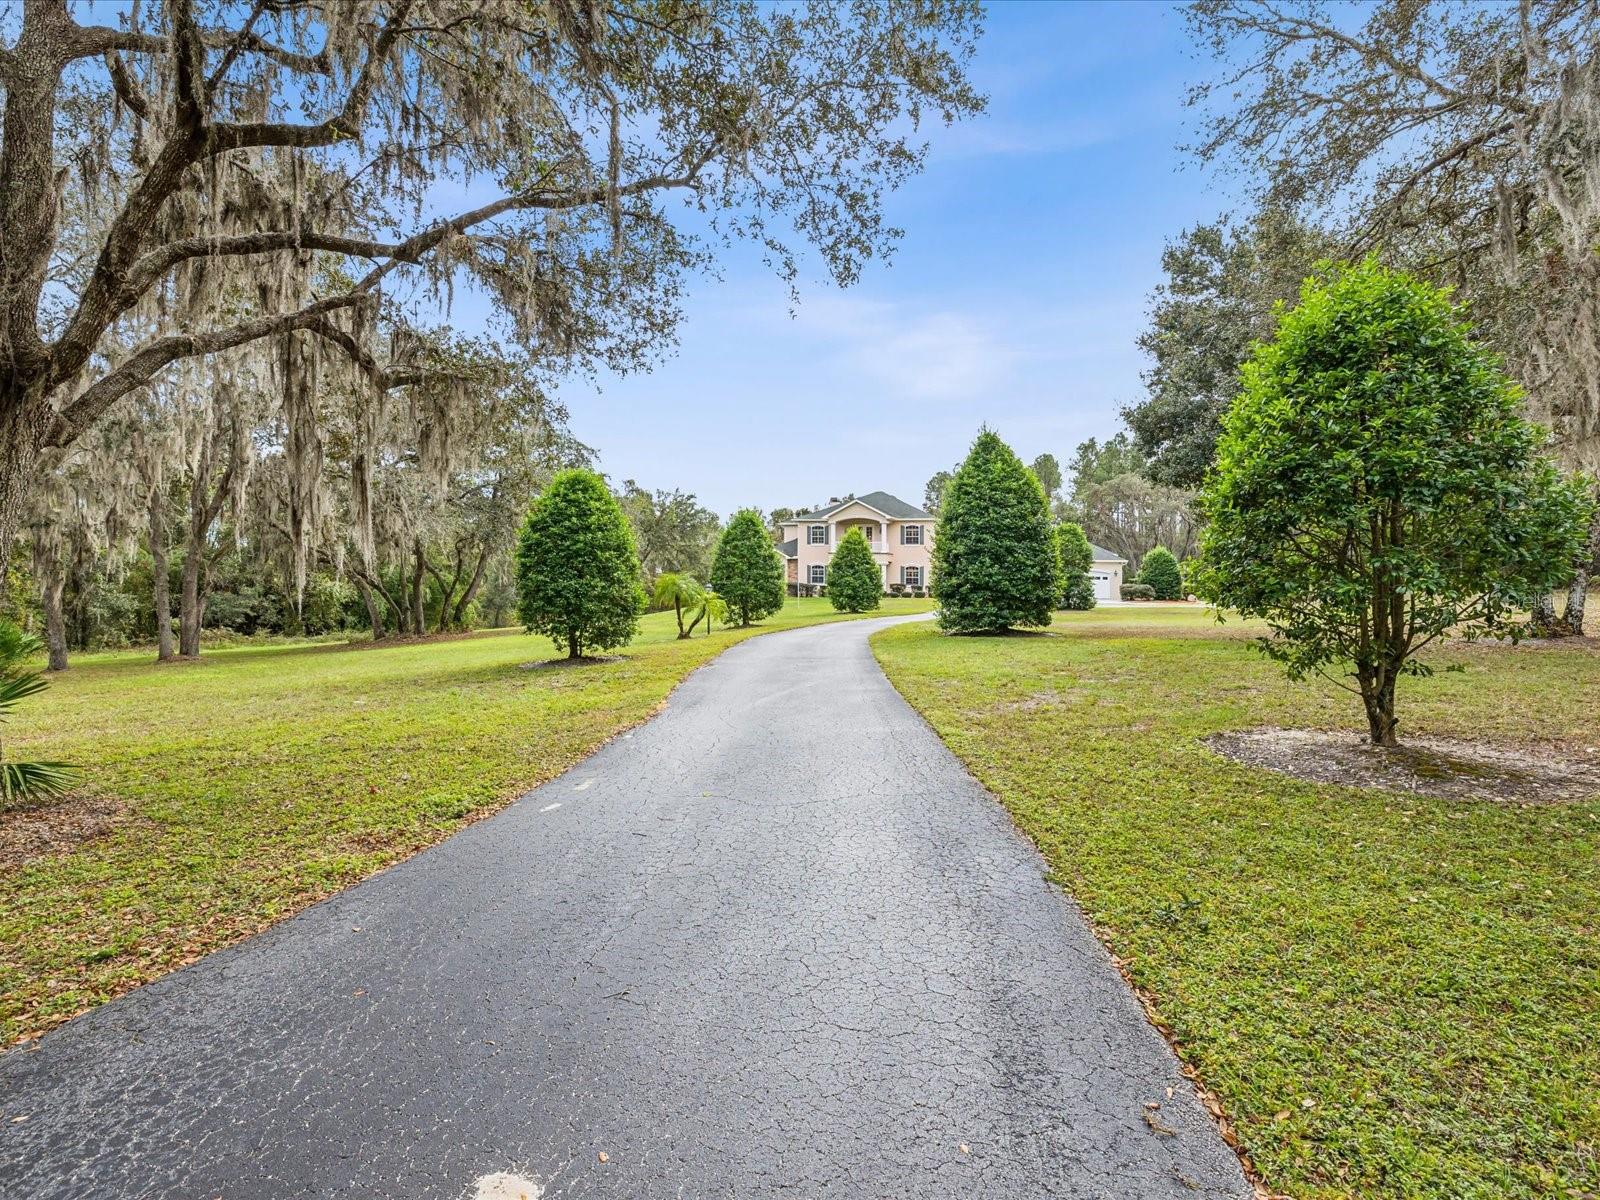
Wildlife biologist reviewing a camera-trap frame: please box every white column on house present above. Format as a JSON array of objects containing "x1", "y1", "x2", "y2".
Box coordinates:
[{"x1": 829, "y1": 519, "x2": 836, "y2": 548}]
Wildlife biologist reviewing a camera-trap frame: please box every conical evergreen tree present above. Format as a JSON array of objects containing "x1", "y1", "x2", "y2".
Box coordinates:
[
  {"x1": 932, "y1": 429, "x2": 1058, "y2": 632},
  {"x1": 710, "y1": 509, "x2": 786, "y2": 625},
  {"x1": 515, "y1": 469, "x2": 646, "y2": 659},
  {"x1": 827, "y1": 528, "x2": 882, "y2": 612}
]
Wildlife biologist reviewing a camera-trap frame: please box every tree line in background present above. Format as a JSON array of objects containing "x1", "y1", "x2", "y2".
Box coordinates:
[
  {"x1": 925, "y1": 433, "x2": 1197, "y2": 585},
  {"x1": 0, "y1": 0, "x2": 982, "y2": 666},
  {"x1": 11, "y1": 439, "x2": 749, "y2": 668}
]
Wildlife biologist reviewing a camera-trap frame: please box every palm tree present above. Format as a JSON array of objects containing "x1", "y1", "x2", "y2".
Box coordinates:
[
  {"x1": 688, "y1": 591, "x2": 729, "y2": 637},
  {"x1": 0, "y1": 623, "x2": 77, "y2": 803},
  {"x1": 652, "y1": 573, "x2": 707, "y2": 639}
]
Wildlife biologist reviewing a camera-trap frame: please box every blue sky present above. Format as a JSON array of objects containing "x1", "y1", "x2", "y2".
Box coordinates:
[{"x1": 537, "y1": 2, "x2": 1240, "y2": 516}]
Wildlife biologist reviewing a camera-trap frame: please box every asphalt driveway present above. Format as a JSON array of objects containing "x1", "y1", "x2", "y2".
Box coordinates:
[{"x1": 0, "y1": 614, "x2": 1250, "y2": 1199}]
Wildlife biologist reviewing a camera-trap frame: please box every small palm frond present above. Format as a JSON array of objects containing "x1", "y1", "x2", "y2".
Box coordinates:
[
  {"x1": 652, "y1": 572, "x2": 704, "y2": 609},
  {"x1": 0, "y1": 671, "x2": 50, "y2": 718},
  {"x1": 0, "y1": 624, "x2": 42, "y2": 675},
  {"x1": 0, "y1": 760, "x2": 80, "y2": 803}
]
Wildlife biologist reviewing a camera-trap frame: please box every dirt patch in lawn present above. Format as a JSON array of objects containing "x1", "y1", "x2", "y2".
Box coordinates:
[
  {"x1": 1206, "y1": 727, "x2": 1600, "y2": 804},
  {"x1": 518, "y1": 655, "x2": 622, "y2": 670},
  {"x1": 0, "y1": 795, "x2": 130, "y2": 868}
]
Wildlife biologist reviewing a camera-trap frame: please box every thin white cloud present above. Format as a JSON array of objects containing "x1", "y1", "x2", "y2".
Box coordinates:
[{"x1": 841, "y1": 310, "x2": 1017, "y2": 402}]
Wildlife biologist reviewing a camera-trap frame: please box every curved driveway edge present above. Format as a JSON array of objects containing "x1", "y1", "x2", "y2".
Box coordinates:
[{"x1": 0, "y1": 613, "x2": 1250, "y2": 1199}]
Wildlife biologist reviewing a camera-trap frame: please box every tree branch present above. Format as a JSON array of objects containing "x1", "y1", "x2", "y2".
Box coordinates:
[
  {"x1": 102, "y1": 50, "x2": 151, "y2": 119},
  {"x1": 46, "y1": 293, "x2": 362, "y2": 447}
]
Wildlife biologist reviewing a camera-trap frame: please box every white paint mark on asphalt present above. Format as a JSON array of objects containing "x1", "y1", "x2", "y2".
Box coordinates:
[
  {"x1": 540, "y1": 803, "x2": 562, "y2": 813},
  {"x1": 573, "y1": 779, "x2": 594, "y2": 791},
  {"x1": 471, "y1": 1172, "x2": 543, "y2": 1200}
]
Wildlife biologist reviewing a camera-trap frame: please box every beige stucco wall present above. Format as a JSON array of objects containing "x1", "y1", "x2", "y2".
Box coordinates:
[
  {"x1": 781, "y1": 500, "x2": 935, "y2": 590},
  {"x1": 1089, "y1": 559, "x2": 1124, "y2": 600}
]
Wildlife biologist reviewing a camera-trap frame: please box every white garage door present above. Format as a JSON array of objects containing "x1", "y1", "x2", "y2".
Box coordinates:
[{"x1": 1090, "y1": 571, "x2": 1113, "y2": 600}]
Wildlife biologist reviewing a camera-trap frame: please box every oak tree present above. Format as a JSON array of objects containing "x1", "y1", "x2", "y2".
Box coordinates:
[{"x1": 0, "y1": 0, "x2": 984, "y2": 576}]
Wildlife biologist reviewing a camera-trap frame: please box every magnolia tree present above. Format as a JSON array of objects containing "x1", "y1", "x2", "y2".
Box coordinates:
[
  {"x1": 0, "y1": 0, "x2": 984, "y2": 577},
  {"x1": 1194, "y1": 261, "x2": 1592, "y2": 746}
]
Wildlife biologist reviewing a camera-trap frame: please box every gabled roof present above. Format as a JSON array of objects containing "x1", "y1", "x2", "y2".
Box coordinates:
[
  {"x1": 792, "y1": 491, "x2": 932, "y2": 522},
  {"x1": 1089, "y1": 542, "x2": 1127, "y2": 564},
  {"x1": 776, "y1": 538, "x2": 798, "y2": 559}
]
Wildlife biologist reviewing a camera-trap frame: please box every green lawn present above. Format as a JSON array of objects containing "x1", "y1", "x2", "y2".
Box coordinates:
[
  {"x1": 1, "y1": 596, "x2": 930, "y2": 1044},
  {"x1": 872, "y1": 606, "x2": 1599, "y2": 1200}
]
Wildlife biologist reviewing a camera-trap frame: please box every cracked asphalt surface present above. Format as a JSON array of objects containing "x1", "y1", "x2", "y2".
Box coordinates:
[{"x1": 1, "y1": 614, "x2": 1250, "y2": 1199}]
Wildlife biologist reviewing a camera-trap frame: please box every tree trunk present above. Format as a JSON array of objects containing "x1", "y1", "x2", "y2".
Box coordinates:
[
  {"x1": 1560, "y1": 506, "x2": 1600, "y2": 637},
  {"x1": 1531, "y1": 590, "x2": 1560, "y2": 637},
  {"x1": 356, "y1": 578, "x2": 386, "y2": 639},
  {"x1": 568, "y1": 630, "x2": 580, "y2": 660},
  {"x1": 178, "y1": 546, "x2": 204, "y2": 657},
  {"x1": 0, "y1": 3, "x2": 70, "y2": 592},
  {"x1": 410, "y1": 541, "x2": 427, "y2": 635},
  {"x1": 33, "y1": 542, "x2": 68, "y2": 672},
  {"x1": 0, "y1": 402, "x2": 48, "y2": 598},
  {"x1": 1565, "y1": 574, "x2": 1590, "y2": 638},
  {"x1": 149, "y1": 486, "x2": 175, "y2": 661},
  {"x1": 450, "y1": 546, "x2": 493, "y2": 628},
  {"x1": 1358, "y1": 668, "x2": 1399, "y2": 747}
]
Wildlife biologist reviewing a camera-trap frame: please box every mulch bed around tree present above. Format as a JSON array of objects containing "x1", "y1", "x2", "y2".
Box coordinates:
[
  {"x1": 1206, "y1": 727, "x2": 1600, "y2": 804},
  {"x1": 0, "y1": 795, "x2": 130, "y2": 869},
  {"x1": 518, "y1": 655, "x2": 622, "y2": 670}
]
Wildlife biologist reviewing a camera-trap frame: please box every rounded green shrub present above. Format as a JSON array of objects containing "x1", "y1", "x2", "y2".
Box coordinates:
[{"x1": 1138, "y1": 546, "x2": 1183, "y2": 600}]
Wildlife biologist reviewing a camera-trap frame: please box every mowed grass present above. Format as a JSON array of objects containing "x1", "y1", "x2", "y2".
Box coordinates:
[
  {"x1": 1, "y1": 596, "x2": 931, "y2": 1044},
  {"x1": 871, "y1": 606, "x2": 1600, "y2": 1200}
]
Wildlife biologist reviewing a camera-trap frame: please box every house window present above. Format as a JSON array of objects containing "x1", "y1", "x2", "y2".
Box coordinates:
[
  {"x1": 809, "y1": 564, "x2": 827, "y2": 585},
  {"x1": 902, "y1": 565, "x2": 922, "y2": 587},
  {"x1": 901, "y1": 524, "x2": 923, "y2": 545},
  {"x1": 807, "y1": 525, "x2": 828, "y2": 545}
]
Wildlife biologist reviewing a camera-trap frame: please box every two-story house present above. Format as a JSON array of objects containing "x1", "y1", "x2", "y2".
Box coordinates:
[
  {"x1": 775, "y1": 492, "x2": 934, "y2": 593},
  {"x1": 773, "y1": 490, "x2": 1131, "y2": 601}
]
